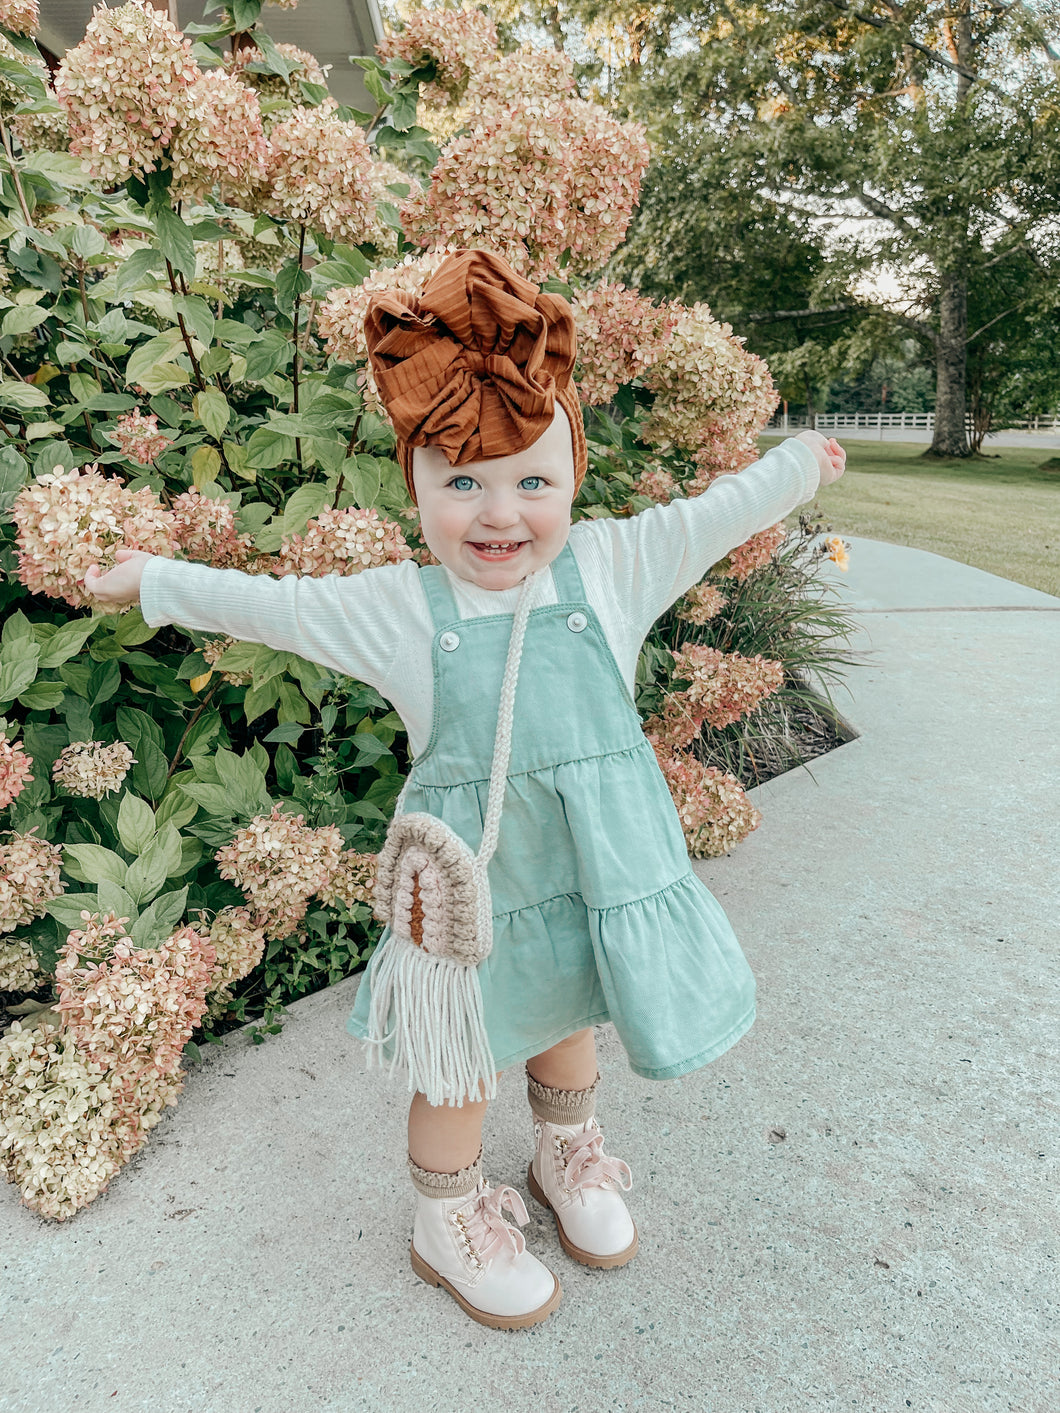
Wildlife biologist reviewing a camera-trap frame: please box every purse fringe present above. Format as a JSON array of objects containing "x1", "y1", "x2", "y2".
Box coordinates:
[{"x1": 363, "y1": 933, "x2": 498, "y2": 1108}]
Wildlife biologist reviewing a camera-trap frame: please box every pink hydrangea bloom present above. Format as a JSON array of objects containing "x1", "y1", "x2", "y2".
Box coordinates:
[
  {"x1": 573, "y1": 283, "x2": 679, "y2": 407},
  {"x1": 378, "y1": 7, "x2": 498, "y2": 104},
  {"x1": 56, "y1": 914, "x2": 216, "y2": 1080},
  {"x1": 630, "y1": 467, "x2": 678, "y2": 505},
  {"x1": 717, "y1": 524, "x2": 788, "y2": 583},
  {"x1": 0, "y1": 1020, "x2": 183, "y2": 1222},
  {"x1": 0, "y1": 0, "x2": 39, "y2": 37},
  {"x1": 650, "y1": 741, "x2": 762, "y2": 858},
  {"x1": 0, "y1": 733, "x2": 33, "y2": 810},
  {"x1": 168, "y1": 68, "x2": 268, "y2": 203},
  {"x1": 0, "y1": 929, "x2": 42, "y2": 992},
  {"x1": 674, "y1": 582, "x2": 729, "y2": 626},
  {"x1": 317, "y1": 248, "x2": 456, "y2": 371},
  {"x1": 111, "y1": 409, "x2": 172, "y2": 465},
  {"x1": 463, "y1": 46, "x2": 576, "y2": 118},
  {"x1": 262, "y1": 99, "x2": 376, "y2": 243},
  {"x1": 275, "y1": 506, "x2": 413, "y2": 576},
  {"x1": 642, "y1": 303, "x2": 779, "y2": 454},
  {"x1": 202, "y1": 905, "x2": 266, "y2": 988},
  {"x1": 171, "y1": 489, "x2": 253, "y2": 568},
  {"x1": 12, "y1": 463, "x2": 176, "y2": 608},
  {"x1": 53, "y1": 741, "x2": 135, "y2": 800},
  {"x1": 318, "y1": 849, "x2": 377, "y2": 911},
  {"x1": 0, "y1": 830, "x2": 64, "y2": 935},
  {"x1": 664, "y1": 643, "x2": 785, "y2": 734},
  {"x1": 215, "y1": 807, "x2": 343, "y2": 940},
  {"x1": 55, "y1": 0, "x2": 200, "y2": 187},
  {"x1": 401, "y1": 96, "x2": 648, "y2": 280}
]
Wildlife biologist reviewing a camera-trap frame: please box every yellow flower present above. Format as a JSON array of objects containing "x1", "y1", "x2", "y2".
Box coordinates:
[{"x1": 823, "y1": 536, "x2": 850, "y2": 572}]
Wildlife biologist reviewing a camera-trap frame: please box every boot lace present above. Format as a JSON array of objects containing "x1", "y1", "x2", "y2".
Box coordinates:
[
  {"x1": 464, "y1": 1183, "x2": 530, "y2": 1261},
  {"x1": 562, "y1": 1127, "x2": 633, "y2": 1201}
]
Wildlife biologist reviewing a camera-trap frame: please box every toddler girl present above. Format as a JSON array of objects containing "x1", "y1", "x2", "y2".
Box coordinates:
[{"x1": 84, "y1": 249, "x2": 845, "y2": 1331}]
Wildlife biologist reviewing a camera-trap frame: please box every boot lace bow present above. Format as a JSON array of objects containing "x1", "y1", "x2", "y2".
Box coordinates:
[
  {"x1": 562, "y1": 1127, "x2": 633, "y2": 1201},
  {"x1": 464, "y1": 1183, "x2": 530, "y2": 1261}
]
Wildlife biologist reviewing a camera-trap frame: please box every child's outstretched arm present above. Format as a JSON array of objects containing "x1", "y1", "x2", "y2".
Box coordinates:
[
  {"x1": 581, "y1": 431, "x2": 845, "y2": 640},
  {"x1": 82, "y1": 545, "x2": 410, "y2": 691}
]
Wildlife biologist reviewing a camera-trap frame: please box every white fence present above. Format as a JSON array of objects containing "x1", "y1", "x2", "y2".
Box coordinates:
[{"x1": 767, "y1": 412, "x2": 1060, "y2": 433}]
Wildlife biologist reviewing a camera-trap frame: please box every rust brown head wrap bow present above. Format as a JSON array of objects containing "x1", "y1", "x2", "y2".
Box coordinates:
[{"x1": 363, "y1": 249, "x2": 588, "y2": 505}]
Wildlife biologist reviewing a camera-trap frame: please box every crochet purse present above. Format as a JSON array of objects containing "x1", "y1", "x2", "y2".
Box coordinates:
[{"x1": 365, "y1": 568, "x2": 541, "y2": 1108}]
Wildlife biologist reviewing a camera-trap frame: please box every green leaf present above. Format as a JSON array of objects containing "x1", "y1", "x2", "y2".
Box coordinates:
[
  {"x1": 69, "y1": 225, "x2": 107, "y2": 260},
  {"x1": 96, "y1": 880, "x2": 138, "y2": 923},
  {"x1": 1, "y1": 304, "x2": 48, "y2": 336},
  {"x1": 125, "y1": 823, "x2": 182, "y2": 905},
  {"x1": 222, "y1": 441, "x2": 256, "y2": 481},
  {"x1": 0, "y1": 638, "x2": 40, "y2": 705},
  {"x1": 115, "y1": 248, "x2": 165, "y2": 295},
  {"x1": 0, "y1": 380, "x2": 49, "y2": 410},
  {"x1": 125, "y1": 330, "x2": 185, "y2": 388},
  {"x1": 246, "y1": 426, "x2": 296, "y2": 470},
  {"x1": 191, "y1": 444, "x2": 222, "y2": 489},
  {"x1": 135, "y1": 361, "x2": 191, "y2": 395},
  {"x1": 112, "y1": 609, "x2": 157, "y2": 647},
  {"x1": 117, "y1": 792, "x2": 157, "y2": 854},
  {"x1": 36, "y1": 617, "x2": 98, "y2": 669},
  {"x1": 281, "y1": 481, "x2": 331, "y2": 535},
  {"x1": 116, "y1": 705, "x2": 169, "y2": 800},
  {"x1": 263, "y1": 721, "x2": 305, "y2": 744},
  {"x1": 63, "y1": 843, "x2": 129, "y2": 889},
  {"x1": 129, "y1": 886, "x2": 188, "y2": 948},
  {"x1": 18, "y1": 680, "x2": 64, "y2": 711},
  {"x1": 179, "y1": 781, "x2": 238, "y2": 816},
  {"x1": 242, "y1": 330, "x2": 292, "y2": 381},
  {"x1": 151, "y1": 203, "x2": 197, "y2": 281},
  {"x1": 193, "y1": 389, "x2": 229, "y2": 440},
  {"x1": 0, "y1": 444, "x2": 28, "y2": 514},
  {"x1": 231, "y1": 0, "x2": 262, "y2": 29},
  {"x1": 243, "y1": 676, "x2": 281, "y2": 725},
  {"x1": 155, "y1": 789, "x2": 199, "y2": 831},
  {"x1": 173, "y1": 294, "x2": 215, "y2": 349},
  {"x1": 274, "y1": 261, "x2": 311, "y2": 317},
  {"x1": 46, "y1": 892, "x2": 106, "y2": 931}
]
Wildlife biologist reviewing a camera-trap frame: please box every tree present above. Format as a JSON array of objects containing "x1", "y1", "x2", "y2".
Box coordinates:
[{"x1": 507, "y1": 0, "x2": 1060, "y2": 457}]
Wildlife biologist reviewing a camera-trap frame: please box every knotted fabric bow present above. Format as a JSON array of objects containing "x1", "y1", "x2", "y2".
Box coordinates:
[
  {"x1": 464, "y1": 1182, "x2": 531, "y2": 1261},
  {"x1": 562, "y1": 1127, "x2": 634, "y2": 1200},
  {"x1": 363, "y1": 248, "x2": 588, "y2": 503}
]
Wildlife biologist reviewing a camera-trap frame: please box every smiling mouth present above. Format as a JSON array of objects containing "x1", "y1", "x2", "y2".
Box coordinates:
[{"x1": 469, "y1": 541, "x2": 525, "y2": 556}]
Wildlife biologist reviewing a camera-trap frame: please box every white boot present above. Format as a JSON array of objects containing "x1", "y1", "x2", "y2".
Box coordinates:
[
  {"x1": 410, "y1": 1172, "x2": 562, "y2": 1330},
  {"x1": 527, "y1": 1115, "x2": 638, "y2": 1268}
]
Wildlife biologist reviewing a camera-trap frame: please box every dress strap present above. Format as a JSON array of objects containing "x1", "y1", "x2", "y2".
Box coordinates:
[
  {"x1": 550, "y1": 537, "x2": 586, "y2": 601},
  {"x1": 420, "y1": 564, "x2": 461, "y2": 629}
]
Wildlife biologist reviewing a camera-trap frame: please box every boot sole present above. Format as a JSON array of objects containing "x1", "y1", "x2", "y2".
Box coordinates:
[
  {"x1": 409, "y1": 1242, "x2": 562, "y2": 1330},
  {"x1": 527, "y1": 1161, "x2": 640, "y2": 1269}
]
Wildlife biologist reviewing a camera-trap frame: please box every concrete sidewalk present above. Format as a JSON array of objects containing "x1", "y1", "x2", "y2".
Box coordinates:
[{"x1": 2, "y1": 540, "x2": 1057, "y2": 1413}]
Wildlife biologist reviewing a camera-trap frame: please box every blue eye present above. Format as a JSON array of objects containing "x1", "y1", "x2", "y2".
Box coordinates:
[
  {"x1": 520, "y1": 476, "x2": 544, "y2": 490},
  {"x1": 449, "y1": 475, "x2": 476, "y2": 491}
]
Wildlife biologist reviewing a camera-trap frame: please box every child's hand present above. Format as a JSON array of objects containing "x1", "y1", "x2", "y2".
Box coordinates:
[
  {"x1": 82, "y1": 547, "x2": 152, "y2": 608},
  {"x1": 794, "y1": 430, "x2": 846, "y2": 487}
]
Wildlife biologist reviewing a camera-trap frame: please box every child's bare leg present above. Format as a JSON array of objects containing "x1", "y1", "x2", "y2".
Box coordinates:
[
  {"x1": 407, "y1": 1080, "x2": 494, "y2": 1172},
  {"x1": 526, "y1": 1027, "x2": 598, "y2": 1090}
]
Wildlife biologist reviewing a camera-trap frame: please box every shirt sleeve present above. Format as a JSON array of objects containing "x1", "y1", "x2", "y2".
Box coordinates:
[
  {"x1": 139, "y1": 555, "x2": 415, "y2": 694},
  {"x1": 580, "y1": 437, "x2": 821, "y2": 642}
]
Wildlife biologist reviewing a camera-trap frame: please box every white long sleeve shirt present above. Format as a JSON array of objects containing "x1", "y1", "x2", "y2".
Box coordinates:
[{"x1": 140, "y1": 438, "x2": 821, "y2": 757}]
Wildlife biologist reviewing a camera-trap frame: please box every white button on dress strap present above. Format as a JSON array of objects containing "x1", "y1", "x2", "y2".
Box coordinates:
[
  {"x1": 566, "y1": 612, "x2": 588, "y2": 633},
  {"x1": 440, "y1": 630, "x2": 461, "y2": 651}
]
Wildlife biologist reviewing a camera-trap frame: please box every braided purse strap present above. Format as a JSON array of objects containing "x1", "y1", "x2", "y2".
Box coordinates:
[{"x1": 373, "y1": 568, "x2": 542, "y2": 963}]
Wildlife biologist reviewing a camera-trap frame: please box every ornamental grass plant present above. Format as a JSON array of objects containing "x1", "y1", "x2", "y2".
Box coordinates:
[{"x1": 0, "y1": 0, "x2": 860, "y2": 1219}]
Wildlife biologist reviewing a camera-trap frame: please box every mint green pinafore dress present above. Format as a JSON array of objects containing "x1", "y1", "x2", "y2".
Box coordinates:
[{"x1": 347, "y1": 539, "x2": 756, "y2": 1081}]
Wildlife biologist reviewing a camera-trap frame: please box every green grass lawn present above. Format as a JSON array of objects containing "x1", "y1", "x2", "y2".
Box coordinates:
[{"x1": 761, "y1": 437, "x2": 1060, "y2": 598}]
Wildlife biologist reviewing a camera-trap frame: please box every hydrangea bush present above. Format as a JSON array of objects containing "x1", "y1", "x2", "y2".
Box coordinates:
[{"x1": 0, "y1": 0, "x2": 857, "y2": 1219}]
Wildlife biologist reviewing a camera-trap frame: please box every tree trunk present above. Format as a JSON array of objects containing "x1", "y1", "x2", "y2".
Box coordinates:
[{"x1": 929, "y1": 271, "x2": 970, "y2": 457}]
